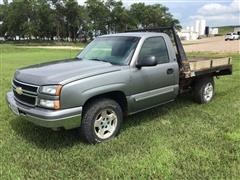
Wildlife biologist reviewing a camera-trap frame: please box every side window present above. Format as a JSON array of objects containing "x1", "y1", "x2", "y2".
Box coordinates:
[{"x1": 138, "y1": 37, "x2": 170, "y2": 64}]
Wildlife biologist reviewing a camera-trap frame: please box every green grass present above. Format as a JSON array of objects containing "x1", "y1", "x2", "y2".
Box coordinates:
[
  {"x1": 218, "y1": 26, "x2": 235, "y2": 35},
  {"x1": 0, "y1": 45, "x2": 240, "y2": 179},
  {"x1": 1, "y1": 41, "x2": 86, "y2": 47}
]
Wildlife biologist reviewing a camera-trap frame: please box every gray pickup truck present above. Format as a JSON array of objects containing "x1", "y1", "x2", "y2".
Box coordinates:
[{"x1": 6, "y1": 27, "x2": 232, "y2": 144}]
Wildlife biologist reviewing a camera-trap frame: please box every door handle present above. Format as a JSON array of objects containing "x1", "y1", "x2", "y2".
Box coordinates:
[{"x1": 167, "y1": 68, "x2": 174, "y2": 74}]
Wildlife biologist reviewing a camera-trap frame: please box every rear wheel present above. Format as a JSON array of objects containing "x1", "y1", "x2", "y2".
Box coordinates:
[
  {"x1": 193, "y1": 76, "x2": 215, "y2": 104},
  {"x1": 79, "y1": 98, "x2": 123, "y2": 144}
]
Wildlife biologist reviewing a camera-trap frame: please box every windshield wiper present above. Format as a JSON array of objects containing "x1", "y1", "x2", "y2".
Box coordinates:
[{"x1": 89, "y1": 58, "x2": 110, "y2": 63}]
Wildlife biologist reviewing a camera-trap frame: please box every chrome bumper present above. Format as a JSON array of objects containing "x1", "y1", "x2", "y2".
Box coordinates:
[{"x1": 6, "y1": 91, "x2": 82, "y2": 130}]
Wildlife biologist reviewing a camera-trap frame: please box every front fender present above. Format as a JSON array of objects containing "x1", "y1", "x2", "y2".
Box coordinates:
[
  {"x1": 59, "y1": 65, "x2": 131, "y2": 109},
  {"x1": 61, "y1": 82, "x2": 127, "y2": 109},
  {"x1": 80, "y1": 83, "x2": 126, "y2": 104}
]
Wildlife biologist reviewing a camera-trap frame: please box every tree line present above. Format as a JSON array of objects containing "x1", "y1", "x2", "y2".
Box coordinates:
[{"x1": 0, "y1": 0, "x2": 181, "y2": 41}]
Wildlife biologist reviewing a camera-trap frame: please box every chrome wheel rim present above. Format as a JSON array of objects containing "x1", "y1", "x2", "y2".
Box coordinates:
[
  {"x1": 203, "y1": 83, "x2": 213, "y2": 102},
  {"x1": 94, "y1": 109, "x2": 118, "y2": 139}
]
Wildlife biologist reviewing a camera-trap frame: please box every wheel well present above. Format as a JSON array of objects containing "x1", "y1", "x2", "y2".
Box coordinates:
[
  {"x1": 83, "y1": 91, "x2": 128, "y2": 115},
  {"x1": 180, "y1": 74, "x2": 214, "y2": 93},
  {"x1": 191, "y1": 74, "x2": 214, "y2": 85}
]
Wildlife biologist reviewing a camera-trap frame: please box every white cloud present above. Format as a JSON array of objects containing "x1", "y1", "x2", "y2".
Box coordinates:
[
  {"x1": 190, "y1": 0, "x2": 240, "y2": 26},
  {"x1": 191, "y1": 14, "x2": 240, "y2": 21},
  {"x1": 197, "y1": 0, "x2": 240, "y2": 15}
]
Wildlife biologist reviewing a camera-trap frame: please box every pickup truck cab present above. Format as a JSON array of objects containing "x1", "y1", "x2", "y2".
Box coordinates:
[
  {"x1": 225, "y1": 32, "x2": 239, "y2": 41},
  {"x1": 6, "y1": 28, "x2": 232, "y2": 144}
]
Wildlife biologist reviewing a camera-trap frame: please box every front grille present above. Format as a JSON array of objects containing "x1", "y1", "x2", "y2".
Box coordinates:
[
  {"x1": 13, "y1": 91, "x2": 36, "y2": 105},
  {"x1": 13, "y1": 79, "x2": 38, "y2": 92},
  {"x1": 12, "y1": 79, "x2": 39, "y2": 106}
]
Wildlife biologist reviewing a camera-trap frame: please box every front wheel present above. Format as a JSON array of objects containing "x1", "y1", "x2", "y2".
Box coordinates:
[
  {"x1": 79, "y1": 98, "x2": 123, "y2": 144},
  {"x1": 193, "y1": 76, "x2": 215, "y2": 104}
]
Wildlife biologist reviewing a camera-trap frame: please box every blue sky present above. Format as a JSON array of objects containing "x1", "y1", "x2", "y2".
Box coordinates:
[
  {"x1": 77, "y1": 0, "x2": 240, "y2": 27},
  {"x1": 1, "y1": 0, "x2": 239, "y2": 27},
  {"x1": 84, "y1": 0, "x2": 240, "y2": 27}
]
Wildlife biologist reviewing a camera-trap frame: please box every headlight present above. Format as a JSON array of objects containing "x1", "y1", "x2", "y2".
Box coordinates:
[
  {"x1": 39, "y1": 85, "x2": 62, "y2": 96},
  {"x1": 39, "y1": 99, "x2": 60, "y2": 109}
]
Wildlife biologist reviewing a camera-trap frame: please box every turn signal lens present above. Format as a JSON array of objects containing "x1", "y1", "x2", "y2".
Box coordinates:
[
  {"x1": 54, "y1": 100, "x2": 60, "y2": 109},
  {"x1": 55, "y1": 85, "x2": 62, "y2": 96}
]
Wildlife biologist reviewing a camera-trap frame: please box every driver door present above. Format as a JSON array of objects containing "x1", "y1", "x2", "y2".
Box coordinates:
[{"x1": 129, "y1": 36, "x2": 179, "y2": 112}]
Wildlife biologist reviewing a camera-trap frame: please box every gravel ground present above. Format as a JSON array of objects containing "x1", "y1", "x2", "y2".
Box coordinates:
[{"x1": 183, "y1": 36, "x2": 240, "y2": 53}]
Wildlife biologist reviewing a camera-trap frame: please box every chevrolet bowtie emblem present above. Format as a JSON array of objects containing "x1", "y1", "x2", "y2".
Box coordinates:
[{"x1": 16, "y1": 87, "x2": 23, "y2": 95}]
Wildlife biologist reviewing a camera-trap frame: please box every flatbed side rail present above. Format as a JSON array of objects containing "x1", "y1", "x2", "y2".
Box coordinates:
[{"x1": 188, "y1": 57, "x2": 232, "y2": 77}]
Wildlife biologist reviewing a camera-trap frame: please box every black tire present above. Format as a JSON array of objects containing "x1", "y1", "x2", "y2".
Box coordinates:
[
  {"x1": 193, "y1": 76, "x2": 215, "y2": 104},
  {"x1": 79, "y1": 98, "x2": 123, "y2": 144}
]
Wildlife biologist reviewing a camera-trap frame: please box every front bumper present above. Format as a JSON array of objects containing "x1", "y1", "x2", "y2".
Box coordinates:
[{"x1": 6, "y1": 91, "x2": 82, "y2": 130}]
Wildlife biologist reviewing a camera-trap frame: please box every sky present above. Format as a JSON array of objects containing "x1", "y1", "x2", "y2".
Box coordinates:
[
  {"x1": 77, "y1": 0, "x2": 240, "y2": 27},
  {"x1": 1, "y1": 0, "x2": 239, "y2": 27}
]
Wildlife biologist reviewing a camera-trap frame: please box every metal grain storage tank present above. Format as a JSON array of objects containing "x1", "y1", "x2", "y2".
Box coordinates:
[
  {"x1": 195, "y1": 20, "x2": 200, "y2": 34},
  {"x1": 199, "y1": 19, "x2": 206, "y2": 36}
]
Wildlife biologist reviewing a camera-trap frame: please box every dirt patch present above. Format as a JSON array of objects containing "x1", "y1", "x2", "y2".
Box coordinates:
[
  {"x1": 18, "y1": 46, "x2": 83, "y2": 50},
  {"x1": 183, "y1": 36, "x2": 240, "y2": 53}
]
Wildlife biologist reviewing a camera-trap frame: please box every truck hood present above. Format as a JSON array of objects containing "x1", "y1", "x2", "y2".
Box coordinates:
[{"x1": 14, "y1": 58, "x2": 121, "y2": 85}]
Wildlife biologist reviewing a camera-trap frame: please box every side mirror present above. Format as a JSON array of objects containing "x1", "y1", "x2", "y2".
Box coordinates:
[{"x1": 136, "y1": 56, "x2": 157, "y2": 69}]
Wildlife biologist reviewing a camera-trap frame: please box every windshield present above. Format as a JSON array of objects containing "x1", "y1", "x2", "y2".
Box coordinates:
[{"x1": 77, "y1": 36, "x2": 140, "y2": 65}]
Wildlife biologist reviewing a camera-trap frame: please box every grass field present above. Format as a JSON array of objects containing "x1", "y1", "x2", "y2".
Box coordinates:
[
  {"x1": 218, "y1": 26, "x2": 235, "y2": 35},
  {"x1": 0, "y1": 40, "x2": 86, "y2": 47},
  {"x1": 0, "y1": 45, "x2": 240, "y2": 179}
]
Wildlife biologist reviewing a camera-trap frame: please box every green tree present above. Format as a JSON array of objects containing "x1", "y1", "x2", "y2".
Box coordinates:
[
  {"x1": 0, "y1": 3, "x2": 8, "y2": 36},
  {"x1": 0, "y1": 0, "x2": 181, "y2": 41},
  {"x1": 35, "y1": 0, "x2": 55, "y2": 39},
  {"x1": 4, "y1": 0, "x2": 29, "y2": 39},
  {"x1": 65, "y1": 0, "x2": 84, "y2": 41},
  {"x1": 147, "y1": 4, "x2": 181, "y2": 29},
  {"x1": 85, "y1": 0, "x2": 109, "y2": 36},
  {"x1": 2, "y1": 0, "x2": 37, "y2": 39},
  {"x1": 105, "y1": 0, "x2": 129, "y2": 33},
  {"x1": 129, "y1": 3, "x2": 148, "y2": 29},
  {"x1": 51, "y1": 0, "x2": 66, "y2": 40},
  {"x1": 129, "y1": 3, "x2": 181, "y2": 30}
]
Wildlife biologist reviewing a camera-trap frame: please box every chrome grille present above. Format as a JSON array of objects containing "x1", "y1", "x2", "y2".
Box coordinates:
[{"x1": 12, "y1": 79, "x2": 39, "y2": 106}]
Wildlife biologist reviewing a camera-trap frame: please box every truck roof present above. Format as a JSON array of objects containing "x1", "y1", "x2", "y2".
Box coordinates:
[{"x1": 100, "y1": 32, "x2": 166, "y2": 38}]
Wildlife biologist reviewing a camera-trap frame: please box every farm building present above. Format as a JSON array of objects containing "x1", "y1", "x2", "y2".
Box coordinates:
[
  {"x1": 233, "y1": 26, "x2": 240, "y2": 35},
  {"x1": 178, "y1": 29, "x2": 198, "y2": 41},
  {"x1": 178, "y1": 19, "x2": 206, "y2": 40},
  {"x1": 209, "y1": 28, "x2": 219, "y2": 35}
]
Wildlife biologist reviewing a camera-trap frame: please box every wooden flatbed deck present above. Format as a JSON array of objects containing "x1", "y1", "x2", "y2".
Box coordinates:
[
  {"x1": 188, "y1": 57, "x2": 232, "y2": 72},
  {"x1": 181, "y1": 57, "x2": 232, "y2": 78}
]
